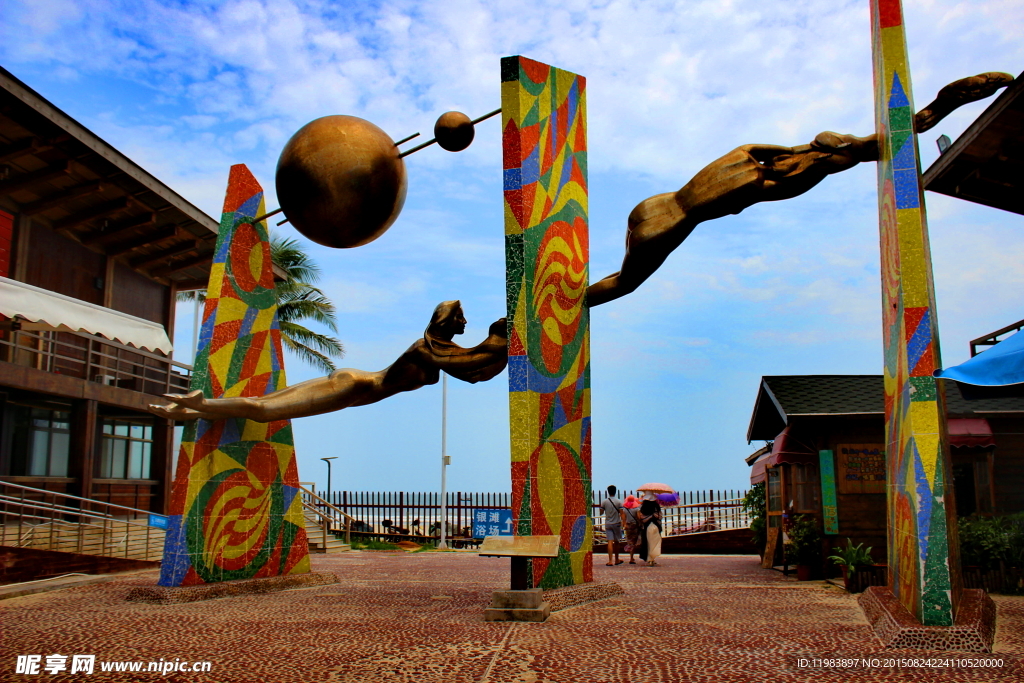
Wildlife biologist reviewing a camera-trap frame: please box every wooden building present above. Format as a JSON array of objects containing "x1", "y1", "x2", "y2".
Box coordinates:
[
  {"x1": 0, "y1": 66, "x2": 224, "y2": 514},
  {"x1": 746, "y1": 374, "x2": 1024, "y2": 568}
]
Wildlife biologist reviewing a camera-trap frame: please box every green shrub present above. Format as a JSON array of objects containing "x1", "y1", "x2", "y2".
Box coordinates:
[
  {"x1": 743, "y1": 483, "x2": 766, "y2": 550},
  {"x1": 350, "y1": 539, "x2": 401, "y2": 551},
  {"x1": 959, "y1": 513, "x2": 1024, "y2": 570},
  {"x1": 785, "y1": 515, "x2": 821, "y2": 565},
  {"x1": 828, "y1": 538, "x2": 874, "y2": 571}
]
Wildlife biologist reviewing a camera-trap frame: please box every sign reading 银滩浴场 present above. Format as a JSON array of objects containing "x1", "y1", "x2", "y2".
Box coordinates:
[{"x1": 472, "y1": 509, "x2": 515, "y2": 538}]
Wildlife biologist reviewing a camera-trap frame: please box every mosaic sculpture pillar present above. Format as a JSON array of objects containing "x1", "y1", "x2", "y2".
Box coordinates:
[
  {"x1": 159, "y1": 164, "x2": 310, "y2": 586},
  {"x1": 501, "y1": 56, "x2": 592, "y2": 589},
  {"x1": 870, "y1": 0, "x2": 962, "y2": 625}
]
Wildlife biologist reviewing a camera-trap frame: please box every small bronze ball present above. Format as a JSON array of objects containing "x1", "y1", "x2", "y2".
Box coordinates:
[
  {"x1": 434, "y1": 111, "x2": 475, "y2": 152},
  {"x1": 276, "y1": 115, "x2": 407, "y2": 249}
]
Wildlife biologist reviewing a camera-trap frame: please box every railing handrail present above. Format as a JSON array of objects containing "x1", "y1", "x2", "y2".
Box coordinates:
[
  {"x1": 0, "y1": 480, "x2": 159, "y2": 518},
  {"x1": 1, "y1": 326, "x2": 193, "y2": 371},
  {"x1": 0, "y1": 493, "x2": 118, "y2": 519},
  {"x1": 0, "y1": 505, "x2": 155, "y2": 530},
  {"x1": 298, "y1": 485, "x2": 357, "y2": 524}
]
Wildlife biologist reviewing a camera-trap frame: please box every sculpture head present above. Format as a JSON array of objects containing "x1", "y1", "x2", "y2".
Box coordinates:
[{"x1": 427, "y1": 300, "x2": 467, "y2": 341}]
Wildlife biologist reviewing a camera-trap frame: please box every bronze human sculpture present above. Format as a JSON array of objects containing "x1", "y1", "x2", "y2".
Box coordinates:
[
  {"x1": 586, "y1": 72, "x2": 1013, "y2": 307},
  {"x1": 150, "y1": 301, "x2": 507, "y2": 421},
  {"x1": 153, "y1": 71, "x2": 1012, "y2": 423}
]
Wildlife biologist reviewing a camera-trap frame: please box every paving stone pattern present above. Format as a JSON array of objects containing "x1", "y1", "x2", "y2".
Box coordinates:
[{"x1": 1, "y1": 553, "x2": 1021, "y2": 682}]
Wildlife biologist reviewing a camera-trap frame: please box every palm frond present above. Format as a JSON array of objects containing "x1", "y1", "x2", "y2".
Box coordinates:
[
  {"x1": 176, "y1": 289, "x2": 206, "y2": 303},
  {"x1": 278, "y1": 321, "x2": 345, "y2": 359},
  {"x1": 271, "y1": 233, "x2": 322, "y2": 284}
]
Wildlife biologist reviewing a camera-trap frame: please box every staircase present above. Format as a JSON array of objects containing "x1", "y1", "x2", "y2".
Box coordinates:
[
  {"x1": 300, "y1": 485, "x2": 355, "y2": 554},
  {"x1": 303, "y1": 509, "x2": 350, "y2": 554},
  {"x1": 1, "y1": 481, "x2": 166, "y2": 564},
  {"x1": 8, "y1": 518, "x2": 165, "y2": 561}
]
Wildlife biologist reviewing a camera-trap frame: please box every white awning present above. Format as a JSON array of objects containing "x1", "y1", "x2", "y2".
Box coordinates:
[{"x1": 0, "y1": 276, "x2": 173, "y2": 354}]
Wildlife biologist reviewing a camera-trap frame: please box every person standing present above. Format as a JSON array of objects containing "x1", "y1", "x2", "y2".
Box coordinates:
[
  {"x1": 600, "y1": 485, "x2": 624, "y2": 566},
  {"x1": 637, "y1": 492, "x2": 663, "y2": 567},
  {"x1": 621, "y1": 495, "x2": 641, "y2": 564}
]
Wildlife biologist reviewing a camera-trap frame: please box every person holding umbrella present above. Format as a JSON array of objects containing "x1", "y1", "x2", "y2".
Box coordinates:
[
  {"x1": 621, "y1": 495, "x2": 642, "y2": 564},
  {"x1": 637, "y1": 483, "x2": 670, "y2": 566}
]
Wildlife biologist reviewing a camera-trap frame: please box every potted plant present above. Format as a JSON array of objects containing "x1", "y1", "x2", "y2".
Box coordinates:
[
  {"x1": 743, "y1": 483, "x2": 767, "y2": 559},
  {"x1": 828, "y1": 538, "x2": 874, "y2": 592},
  {"x1": 785, "y1": 515, "x2": 822, "y2": 581}
]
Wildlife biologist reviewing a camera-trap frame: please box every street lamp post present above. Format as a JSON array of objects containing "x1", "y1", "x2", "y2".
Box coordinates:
[
  {"x1": 439, "y1": 374, "x2": 450, "y2": 550},
  {"x1": 320, "y1": 457, "x2": 338, "y2": 503}
]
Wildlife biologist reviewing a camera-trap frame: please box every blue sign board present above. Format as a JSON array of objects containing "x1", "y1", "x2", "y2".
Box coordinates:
[
  {"x1": 471, "y1": 509, "x2": 513, "y2": 538},
  {"x1": 148, "y1": 514, "x2": 168, "y2": 529}
]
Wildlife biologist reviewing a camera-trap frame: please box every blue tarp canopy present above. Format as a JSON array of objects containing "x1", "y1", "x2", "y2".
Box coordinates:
[{"x1": 935, "y1": 330, "x2": 1024, "y2": 386}]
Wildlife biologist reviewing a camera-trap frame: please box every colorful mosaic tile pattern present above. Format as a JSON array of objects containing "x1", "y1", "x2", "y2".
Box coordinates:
[
  {"x1": 158, "y1": 164, "x2": 310, "y2": 587},
  {"x1": 501, "y1": 56, "x2": 592, "y2": 590},
  {"x1": 870, "y1": 0, "x2": 961, "y2": 626}
]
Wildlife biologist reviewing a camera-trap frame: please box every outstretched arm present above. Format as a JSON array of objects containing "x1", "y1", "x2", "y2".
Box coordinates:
[
  {"x1": 148, "y1": 369, "x2": 380, "y2": 422},
  {"x1": 587, "y1": 71, "x2": 1013, "y2": 308},
  {"x1": 433, "y1": 318, "x2": 509, "y2": 383}
]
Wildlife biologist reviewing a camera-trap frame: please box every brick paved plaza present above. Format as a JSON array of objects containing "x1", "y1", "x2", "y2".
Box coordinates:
[{"x1": 2, "y1": 552, "x2": 1022, "y2": 682}]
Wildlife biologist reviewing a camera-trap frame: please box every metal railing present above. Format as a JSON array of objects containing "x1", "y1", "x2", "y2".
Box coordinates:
[
  {"x1": 0, "y1": 480, "x2": 165, "y2": 561},
  {"x1": 0, "y1": 327, "x2": 192, "y2": 395},
  {"x1": 662, "y1": 498, "x2": 750, "y2": 536},
  {"x1": 298, "y1": 484, "x2": 356, "y2": 547}
]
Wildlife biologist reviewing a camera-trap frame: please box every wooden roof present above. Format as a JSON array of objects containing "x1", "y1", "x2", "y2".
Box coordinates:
[
  {"x1": 746, "y1": 375, "x2": 1024, "y2": 442},
  {"x1": 1, "y1": 66, "x2": 251, "y2": 291},
  {"x1": 922, "y1": 71, "x2": 1024, "y2": 215}
]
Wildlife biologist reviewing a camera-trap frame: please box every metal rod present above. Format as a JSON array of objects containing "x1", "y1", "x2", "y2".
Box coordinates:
[
  {"x1": 471, "y1": 107, "x2": 502, "y2": 125},
  {"x1": 276, "y1": 218, "x2": 290, "y2": 226},
  {"x1": 394, "y1": 132, "x2": 421, "y2": 146},
  {"x1": 439, "y1": 373, "x2": 448, "y2": 550},
  {"x1": 251, "y1": 207, "x2": 283, "y2": 224},
  {"x1": 398, "y1": 137, "x2": 437, "y2": 158}
]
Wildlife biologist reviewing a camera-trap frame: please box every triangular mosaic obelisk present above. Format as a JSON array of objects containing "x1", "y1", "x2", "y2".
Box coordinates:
[
  {"x1": 159, "y1": 164, "x2": 310, "y2": 586},
  {"x1": 870, "y1": 0, "x2": 961, "y2": 625}
]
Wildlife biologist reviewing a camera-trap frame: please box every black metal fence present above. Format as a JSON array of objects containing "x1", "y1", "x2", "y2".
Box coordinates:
[{"x1": 306, "y1": 488, "x2": 749, "y2": 539}]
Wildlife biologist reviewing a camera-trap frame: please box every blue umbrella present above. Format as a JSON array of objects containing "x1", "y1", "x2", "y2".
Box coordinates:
[{"x1": 934, "y1": 329, "x2": 1024, "y2": 387}]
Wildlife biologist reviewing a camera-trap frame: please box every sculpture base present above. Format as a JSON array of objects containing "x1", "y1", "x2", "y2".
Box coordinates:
[
  {"x1": 484, "y1": 588, "x2": 551, "y2": 622},
  {"x1": 858, "y1": 586, "x2": 996, "y2": 652},
  {"x1": 544, "y1": 580, "x2": 625, "y2": 613},
  {"x1": 126, "y1": 571, "x2": 338, "y2": 604},
  {"x1": 483, "y1": 581, "x2": 624, "y2": 622}
]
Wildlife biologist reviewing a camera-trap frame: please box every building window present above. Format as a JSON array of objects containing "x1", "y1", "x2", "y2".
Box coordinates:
[
  {"x1": 791, "y1": 463, "x2": 821, "y2": 513},
  {"x1": 100, "y1": 419, "x2": 152, "y2": 479},
  {"x1": 1, "y1": 404, "x2": 71, "y2": 477},
  {"x1": 28, "y1": 408, "x2": 71, "y2": 477},
  {"x1": 767, "y1": 467, "x2": 782, "y2": 528}
]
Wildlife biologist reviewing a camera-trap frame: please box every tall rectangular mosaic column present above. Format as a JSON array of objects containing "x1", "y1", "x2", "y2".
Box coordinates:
[
  {"x1": 159, "y1": 164, "x2": 310, "y2": 586},
  {"x1": 501, "y1": 56, "x2": 592, "y2": 589},
  {"x1": 871, "y1": 0, "x2": 962, "y2": 625}
]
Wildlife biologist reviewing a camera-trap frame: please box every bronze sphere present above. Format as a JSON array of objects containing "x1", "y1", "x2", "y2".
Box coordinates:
[
  {"x1": 276, "y1": 115, "x2": 407, "y2": 249},
  {"x1": 434, "y1": 111, "x2": 475, "y2": 152}
]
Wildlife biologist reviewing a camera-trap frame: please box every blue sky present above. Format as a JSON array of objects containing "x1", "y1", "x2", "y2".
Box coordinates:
[{"x1": 2, "y1": 0, "x2": 1022, "y2": 495}]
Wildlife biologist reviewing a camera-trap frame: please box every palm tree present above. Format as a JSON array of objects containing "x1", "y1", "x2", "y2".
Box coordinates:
[{"x1": 178, "y1": 233, "x2": 344, "y2": 373}]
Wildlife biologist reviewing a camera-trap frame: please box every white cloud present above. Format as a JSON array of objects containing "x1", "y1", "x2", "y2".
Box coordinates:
[{"x1": 3, "y1": 0, "x2": 1022, "y2": 491}]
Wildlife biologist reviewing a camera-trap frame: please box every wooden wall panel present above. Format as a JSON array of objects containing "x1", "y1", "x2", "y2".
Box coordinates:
[
  {"x1": 0, "y1": 209, "x2": 12, "y2": 277},
  {"x1": 23, "y1": 221, "x2": 104, "y2": 304},
  {"x1": 989, "y1": 417, "x2": 1024, "y2": 514},
  {"x1": 111, "y1": 261, "x2": 168, "y2": 326}
]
